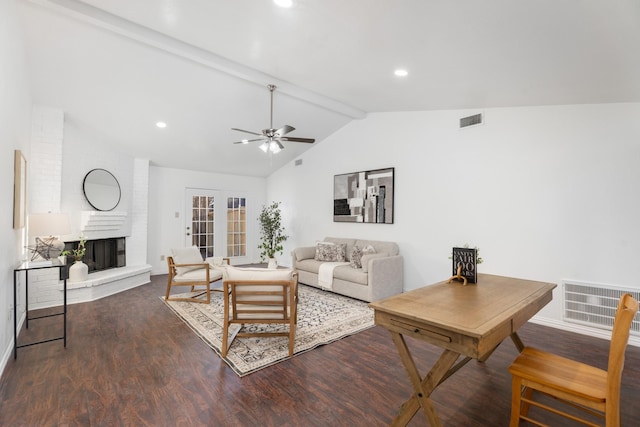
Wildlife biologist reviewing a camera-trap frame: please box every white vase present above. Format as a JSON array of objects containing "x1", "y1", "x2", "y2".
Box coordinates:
[
  {"x1": 69, "y1": 260, "x2": 88, "y2": 282},
  {"x1": 267, "y1": 258, "x2": 278, "y2": 269}
]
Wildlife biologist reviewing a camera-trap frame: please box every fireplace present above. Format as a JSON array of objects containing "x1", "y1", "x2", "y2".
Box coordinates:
[{"x1": 64, "y1": 237, "x2": 126, "y2": 273}]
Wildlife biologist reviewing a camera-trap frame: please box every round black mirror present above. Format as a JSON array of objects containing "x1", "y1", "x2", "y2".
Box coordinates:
[{"x1": 82, "y1": 168, "x2": 121, "y2": 211}]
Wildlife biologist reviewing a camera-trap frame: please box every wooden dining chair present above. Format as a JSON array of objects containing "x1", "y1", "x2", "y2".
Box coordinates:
[
  {"x1": 508, "y1": 293, "x2": 638, "y2": 427},
  {"x1": 221, "y1": 266, "x2": 298, "y2": 358}
]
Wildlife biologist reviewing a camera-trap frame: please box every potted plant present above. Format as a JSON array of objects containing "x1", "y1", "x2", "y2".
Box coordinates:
[
  {"x1": 61, "y1": 236, "x2": 86, "y2": 262},
  {"x1": 258, "y1": 201, "x2": 288, "y2": 268}
]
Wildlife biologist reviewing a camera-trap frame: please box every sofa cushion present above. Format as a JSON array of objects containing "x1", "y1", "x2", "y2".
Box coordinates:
[
  {"x1": 333, "y1": 265, "x2": 368, "y2": 285},
  {"x1": 296, "y1": 259, "x2": 324, "y2": 274},
  {"x1": 315, "y1": 242, "x2": 347, "y2": 262},
  {"x1": 350, "y1": 245, "x2": 363, "y2": 269},
  {"x1": 294, "y1": 246, "x2": 316, "y2": 261},
  {"x1": 361, "y1": 252, "x2": 389, "y2": 273}
]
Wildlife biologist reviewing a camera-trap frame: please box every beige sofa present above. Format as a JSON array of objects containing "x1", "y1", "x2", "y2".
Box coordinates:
[{"x1": 291, "y1": 237, "x2": 403, "y2": 302}]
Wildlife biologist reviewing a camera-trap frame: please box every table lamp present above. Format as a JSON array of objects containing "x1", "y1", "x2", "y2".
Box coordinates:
[{"x1": 28, "y1": 213, "x2": 71, "y2": 260}]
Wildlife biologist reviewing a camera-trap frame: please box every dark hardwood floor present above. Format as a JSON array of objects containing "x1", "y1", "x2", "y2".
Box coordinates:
[{"x1": 1, "y1": 274, "x2": 639, "y2": 426}]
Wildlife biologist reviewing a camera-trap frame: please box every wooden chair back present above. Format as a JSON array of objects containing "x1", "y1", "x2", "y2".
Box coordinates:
[
  {"x1": 221, "y1": 269, "x2": 298, "y2": 358},
  {"x1": 605, "y1": 293, "x2": 638, "y2": 422}
]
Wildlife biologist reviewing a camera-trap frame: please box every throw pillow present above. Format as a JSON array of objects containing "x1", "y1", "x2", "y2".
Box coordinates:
[
  {"x1": 361, "y1": 252, "x2": 388, "y2": 273},
  {"x1": 171, "y1": 246, "x2": 204, "y2": 275},
  {"x1": 350, "y1": 245, "x2": 363, "y2": 269},
  {"x1": 205, "y1": 256, "x2": 226, "y2": 267},
  {"x1": 362, "y1": 244, "x2": 376, "y2": 255},
  {"x1": 315, "y1": 242, "x2": 347, "y2": 262}
]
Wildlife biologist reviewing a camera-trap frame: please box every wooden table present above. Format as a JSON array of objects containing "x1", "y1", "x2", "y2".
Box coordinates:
[{"x1": 369, "y1": 274, "x2": 556, "y2": 426}]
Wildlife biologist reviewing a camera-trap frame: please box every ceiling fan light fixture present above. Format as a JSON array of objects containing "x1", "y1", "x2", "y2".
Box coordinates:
[
  {"x1": 231, "y1": 84, "x2": 314, "y2": 153},
  {"x1": 269, "y1": 140, "x2": 282, "y2": 154}
]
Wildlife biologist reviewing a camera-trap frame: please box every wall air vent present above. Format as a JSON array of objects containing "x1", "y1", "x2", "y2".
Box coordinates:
[
  {"x1": 459, "y1": 113, "x2": 483, "y2": 128},
  {"x1": 563, "y1": 280, "x2": 640, "y2": 335}
]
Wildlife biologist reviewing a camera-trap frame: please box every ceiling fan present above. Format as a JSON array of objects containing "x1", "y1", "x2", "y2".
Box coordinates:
[{"x1": 232, "y1": 84, "x2": 315, "y2": 153}]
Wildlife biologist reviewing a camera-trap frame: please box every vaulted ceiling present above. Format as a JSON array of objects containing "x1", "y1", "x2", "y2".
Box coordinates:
[{"x1": 17, "y1": 0, "x2": 640, "y2": 177}]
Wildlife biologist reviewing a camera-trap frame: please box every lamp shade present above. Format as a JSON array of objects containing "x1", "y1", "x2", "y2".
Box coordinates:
[{"x1": 28, "y1": 213, "x2": 71, "y2": 237}]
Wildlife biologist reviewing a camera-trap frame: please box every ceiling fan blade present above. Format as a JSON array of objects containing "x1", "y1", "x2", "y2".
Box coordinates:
[
  {"x1": 274, "y1": 125, "x2": 295, "y2": 137},
  {"x1": 275, "y1": 140, "x2": 285, "y2": 150},
  {"x1": 279, "y1": 137, "x2": 315, "y2": 144},
  {"x1": 231, "y1": 127, "x2": 263, "y2": 136},
  {"x1": 232, "y1": 138, "x2": 267, "y2": 144}
]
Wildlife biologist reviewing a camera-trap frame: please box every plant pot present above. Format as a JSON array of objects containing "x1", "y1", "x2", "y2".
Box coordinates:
[
  {"x1": 267, "y1": 258, "x2": 278, "y2": 269},
  {"x1": 69, "y1": 260, "x2": 88, "y2": 282}
]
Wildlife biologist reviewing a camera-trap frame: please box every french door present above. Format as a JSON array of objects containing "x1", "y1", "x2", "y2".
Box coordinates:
[{"x1": 184, "y1": 188, "x2": 249, "y2": 264}]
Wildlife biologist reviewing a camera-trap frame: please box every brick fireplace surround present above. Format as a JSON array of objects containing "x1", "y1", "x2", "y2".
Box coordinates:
[{"x1": 25, "y1": 107, "x2": 151, "y2": 310}]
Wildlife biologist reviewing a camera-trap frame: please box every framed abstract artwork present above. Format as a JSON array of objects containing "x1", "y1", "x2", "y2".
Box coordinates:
[
  {"x1": 13, "y1": 149, "x2": 26, "y2": 229},
  {"x1": 333, "y1": 167, "x2": 394, "y2": 224}
]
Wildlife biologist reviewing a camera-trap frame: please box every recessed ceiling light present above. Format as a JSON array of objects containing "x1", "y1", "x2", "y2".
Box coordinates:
[
  {"x1": 394, "y1": 69, "x2": 408, "y2": 77},
  {"x1": 274, "y1": 0, "x2": 293, "y2": 8},
  {"x1": 156, "y1": 121, "x2": 167, "y2": 128}
]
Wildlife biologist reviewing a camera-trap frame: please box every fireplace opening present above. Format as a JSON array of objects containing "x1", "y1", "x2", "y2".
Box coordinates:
[{"x1": 64, "y1": 237, "x2": 126, "y2": 274}]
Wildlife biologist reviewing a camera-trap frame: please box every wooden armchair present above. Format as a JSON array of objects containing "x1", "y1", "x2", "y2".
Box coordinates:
[
  {"x1": 508, "y1": 293, "x2": 638, "y2": 427},
  {"x1": 165, "y1": 246, "x2": 229, "y2": 304},
  {"x1": 221, "y1": 267, "x2": 298, "y2": 358}
]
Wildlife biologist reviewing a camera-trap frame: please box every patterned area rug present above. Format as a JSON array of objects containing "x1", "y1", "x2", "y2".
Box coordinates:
[{"x1": 162, "y1": 285, "x2": 374, "y2": 376}]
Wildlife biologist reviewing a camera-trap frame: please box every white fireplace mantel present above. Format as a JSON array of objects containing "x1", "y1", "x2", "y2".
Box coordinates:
[{"x1": 79, "y1": 210, "x2": 130, "y2": 240}]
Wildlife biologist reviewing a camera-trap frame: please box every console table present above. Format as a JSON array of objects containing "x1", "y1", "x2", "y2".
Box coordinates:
[
  {"x1": 369, "y1": 273, "x2": 556, "y2": 426},
  {"x1": 13, "y1": 260, "x2": 68, "y2": 359}
]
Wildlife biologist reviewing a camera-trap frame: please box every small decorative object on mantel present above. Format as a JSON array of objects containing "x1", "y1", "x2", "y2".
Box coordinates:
[
  {"x1": 448, "y1": 245, "x2": 483, "y2": 285},
  {"x1": 258, "y1": 202, "x2": 288, "y2": 269}
]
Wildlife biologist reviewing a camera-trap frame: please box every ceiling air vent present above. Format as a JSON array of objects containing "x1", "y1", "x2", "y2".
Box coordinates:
[
  {"x1": 295, "y1": 159, "x2": 303, "y2": 166},
  {"x1": 460, "y1": 113, "x2": 483, "y2": 128}
]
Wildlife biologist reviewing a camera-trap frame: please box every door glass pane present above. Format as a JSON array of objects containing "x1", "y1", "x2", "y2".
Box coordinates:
[
  {"x1": 191, "y1": 195, "x2": 214, "y2": 258},
  {"x1": 226, "y1": 197, "x2": 246, "y2": 257}
]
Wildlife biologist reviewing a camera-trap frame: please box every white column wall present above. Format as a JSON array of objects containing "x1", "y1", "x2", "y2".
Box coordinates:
[{"x1": 29, "y1": 106, "x2": 64, "y2": 214}]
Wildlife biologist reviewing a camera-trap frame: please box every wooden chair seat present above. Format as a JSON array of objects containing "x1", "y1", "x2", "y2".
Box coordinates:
[
  {"x1": 510, "y1": 346, "x2": 607, "y2": 409},
  {"x1": 165, "y1": 251, "x2": 229, "y2": 304},
  {"x1": 508, "y1": 293, "x2": 638, "y2": 427},
  {"x1": 172, "y1": 267, "x2": 224, "y2": 283}
]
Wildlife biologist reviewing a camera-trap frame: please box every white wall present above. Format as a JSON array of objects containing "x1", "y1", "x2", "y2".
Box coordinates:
[
  {"x1": 0, "y1": 0, "x2": 33, "y2": 371},
  {"x1": 60, "y1": 121, "x2": 134, "y2": 241},
  {"x1": 147, "y1": 166, "x2": 266, "y2": 274},
  {"x1": 268, "y1": 102, "x2": 640, "y2": 324}
]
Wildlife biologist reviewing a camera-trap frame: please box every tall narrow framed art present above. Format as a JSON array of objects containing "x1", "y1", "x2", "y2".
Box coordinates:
[{"x1": 333, "y1": 167, "x2": 394, "y2": 224}]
